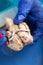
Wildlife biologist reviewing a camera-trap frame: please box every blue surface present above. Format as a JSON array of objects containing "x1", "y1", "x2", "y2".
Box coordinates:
[
  {"x1": 0, "y1": 0, "x2": 43, "y2": 65},
  {"x1": 0, "y1": 37, "x2": 43, "y2": 65}
]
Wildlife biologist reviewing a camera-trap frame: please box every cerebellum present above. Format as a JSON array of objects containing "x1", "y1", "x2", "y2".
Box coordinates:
[{"x1": 5, "y1": 18, "x2": 33, "y2": 51}]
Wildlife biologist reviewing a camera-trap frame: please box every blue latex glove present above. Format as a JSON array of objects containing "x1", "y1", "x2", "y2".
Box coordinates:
[
  {"x1": 14, "y1": 0, "x2": 33, "y2": 24},
  {"x1": 0, "y1": 30, "x2": 7, "y2": 46},
  {"x1": 13, "y1": 0, "x2": 43, "y2": 42}
]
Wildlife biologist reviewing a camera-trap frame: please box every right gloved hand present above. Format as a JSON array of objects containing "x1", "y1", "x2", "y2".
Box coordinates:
[{"x1": 0, "y1": 30, "x2": 7, "y2": 46}]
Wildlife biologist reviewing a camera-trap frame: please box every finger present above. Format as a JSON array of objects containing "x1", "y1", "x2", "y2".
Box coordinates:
[
  {"x1": 0, "y1": 30, "x2": 6, "y2": 35},
  {"x1": 0, "y1": 37, "x2": 7, "y2": 46}
]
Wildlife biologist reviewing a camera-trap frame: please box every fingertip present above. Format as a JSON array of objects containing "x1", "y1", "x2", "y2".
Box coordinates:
[{"x1": 0, "y1": 30, "x2": 6, "y2": 35}]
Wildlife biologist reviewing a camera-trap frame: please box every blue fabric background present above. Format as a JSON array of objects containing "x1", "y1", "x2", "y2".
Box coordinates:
[
  {"x1": 0, "y1": 37, "x2": 43, "y2": 65},
  {"x1": 0, "y1": 0, "x2": 43, "y2": 65}
]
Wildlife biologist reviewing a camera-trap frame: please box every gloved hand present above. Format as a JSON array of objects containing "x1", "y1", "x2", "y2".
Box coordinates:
[
  {"x1": 0, "y1": 30, "x2": 7, "y2": 46},
  {"x1": 13, "y1": 0, "x2": 43, "y2": 42}
]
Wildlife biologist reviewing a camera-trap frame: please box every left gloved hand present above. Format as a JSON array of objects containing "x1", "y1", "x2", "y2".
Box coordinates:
[{"x1": 0, "y1": 30, "x2": 7, "y2": 46}]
